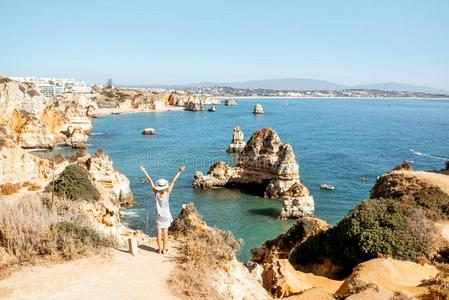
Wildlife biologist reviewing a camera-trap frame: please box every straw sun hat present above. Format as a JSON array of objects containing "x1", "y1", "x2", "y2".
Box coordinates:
[{"x1": 154, "y1": 179, "x2": 169, "y2": 191}]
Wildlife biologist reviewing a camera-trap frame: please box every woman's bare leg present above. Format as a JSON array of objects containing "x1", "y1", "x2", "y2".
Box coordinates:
[
  {"x1": 157, "y1": 228, "x2": 162, "y2": 254},
  {"x1": 163, "y1": 228, "x2": 169, "y2": 253}
]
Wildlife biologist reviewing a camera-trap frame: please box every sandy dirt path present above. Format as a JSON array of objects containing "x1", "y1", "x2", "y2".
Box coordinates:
[{"x1": 0, "y1": 239, "x2": 179, "y2": 300}]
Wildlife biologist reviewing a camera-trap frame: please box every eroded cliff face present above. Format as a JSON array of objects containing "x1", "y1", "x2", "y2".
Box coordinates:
[
  {"x1": 250, "y1": 217, "x2": 331, "y2": 297},
  {"x1": 94, "y1": 88, "x2": 168, "y2": 110},
  {"x1": 0, "y1": 77, "x2": 95, "y2": 149},
  {"x1": 84, "y1": 149, "x2": 134, "y2": 206},
  {"x1": 0, "y1": 129, "x2": 52, "y2": 185},
  {"x1": 93, "y1": 87, "x2": 200, "y2": 111},
  {"x1": 0, "y1": 78, "x2": 140, "y2": 247},
  {"x1": 193, "y1": 128, "x2": 314, "y2": 218},
  {"x1": 0, "y1": 143, "x2": 139, "y2": 243},
  {"x1": 169, "y1": 203, "x2": 270, "y2": 300},
  {"x1": 67, "y1": 151, "x2": 136, "y2": 239}
]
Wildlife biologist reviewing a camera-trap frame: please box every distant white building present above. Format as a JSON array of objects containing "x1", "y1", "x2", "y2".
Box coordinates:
[{"x1": 10, "y1": 76, "x2": 92, "y2": 97}]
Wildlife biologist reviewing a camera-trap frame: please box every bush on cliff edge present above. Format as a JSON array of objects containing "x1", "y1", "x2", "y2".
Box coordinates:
[
  {"x1": 54, "y1": 164, "x2": 99, "y2": 202},
  {"x1": 169, "y1": 204, "x2": 241, "y2": 299},
  {"x1": 290, "y1": 198, "x2": 436, "y2": 277}
]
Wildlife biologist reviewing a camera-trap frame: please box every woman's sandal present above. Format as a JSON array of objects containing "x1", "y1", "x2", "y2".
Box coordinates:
[{"x1": 157, "y1": 249, "x2": 162, "y2": 254}]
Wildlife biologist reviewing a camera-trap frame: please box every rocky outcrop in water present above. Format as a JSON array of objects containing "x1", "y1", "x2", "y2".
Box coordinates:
[
  {"x1": 193, "y1": 127, "x2": 314, "y2": 218},
  {"x1": 253, "y1": 103, "x2": 264, "y2": 114},
  {"x1": 184, "y1": 99, "x2": 204, "y2": 111},
  {"x1": 224, "y1": 99, "x2": 237, "y2": 106},
  {"x1": 142, "y1": 128, "x2": 156, "y2": 135},
  {"x1": 227, "y1": 126, "x2": 246, "y2": 153}
]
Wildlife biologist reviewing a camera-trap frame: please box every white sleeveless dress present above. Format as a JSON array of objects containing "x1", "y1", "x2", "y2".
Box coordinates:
[{"x1": 155, "y1": 192, "x2": 173, "y2": 229}]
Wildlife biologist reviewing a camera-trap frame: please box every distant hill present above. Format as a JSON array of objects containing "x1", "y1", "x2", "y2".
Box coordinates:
[
  {"x1": 199, "y1": 78, "x2": 347, "y2": 90},
  {"x1": 352, "y1": 82, "x2": 448, "y2": 94},
  {"x1": 128, "y1": 78, "x2": 449, "y2": 94}
]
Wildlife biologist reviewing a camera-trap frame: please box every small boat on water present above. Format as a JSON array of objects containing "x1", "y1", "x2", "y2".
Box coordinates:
[
  {"x1": 208, "y1": 105, "x2": 216, "y2": 112},
  {"x1": 320, "y1": 183, "x2": 335, "y2": 190}
]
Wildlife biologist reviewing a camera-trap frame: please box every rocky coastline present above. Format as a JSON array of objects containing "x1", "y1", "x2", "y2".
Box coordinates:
[
  {"x1": 90, "y1": 86, "x2": 220, "y2": 115},
  {"x1": 248, "y1": 163, "x2": 449, "y2": 299},
  {"x1": 0, "y1": 76, "x2": 267, "y2": 299},
  {"x1": 194, "y1": 127, "x2": 315, "y2": 219},
  {"x1": 0, "y1": 77, "x2": 143, "y2": 242},
  {"x1": 3, "y1": 75, "x2": 449, "y2": 299}
]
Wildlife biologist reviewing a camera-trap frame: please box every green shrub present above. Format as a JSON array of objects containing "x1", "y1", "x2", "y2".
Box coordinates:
[
  {"x1": 290, "y1": 199, "x2": 435, "y2": 277},
  {"x1": 54, "y1": 164, "x2": 99, "y2": 202},
  {"x1": 413, "y1": 187, "x2": 449, "y2": 220},
  {"x1": 102, "y1": 90, "x2": 115, "y2": 98},
  {"x1": 53, "y1": 221, "x2": 110, "y2": 259}
]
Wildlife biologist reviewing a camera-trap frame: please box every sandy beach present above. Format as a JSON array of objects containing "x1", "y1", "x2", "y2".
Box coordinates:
[{"x1": 96, "y1": 105, "x2": 185, "y2": 116}]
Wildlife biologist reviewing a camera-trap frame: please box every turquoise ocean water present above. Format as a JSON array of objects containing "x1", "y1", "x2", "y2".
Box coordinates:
[{"x1": 88, "y1": 98, "x2": 449, "y2": 260}]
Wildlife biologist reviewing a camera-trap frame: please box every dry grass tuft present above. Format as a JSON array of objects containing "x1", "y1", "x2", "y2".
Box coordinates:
[
  {"x1": 168, "y1": 204, "x2": 240, "y2": 299},
  {"x1": 422, "y1": 264, "x2": 449, "y2": 300},
  {"x1": 0, "y1": 196, "x2": 115, "y2": 277},
  {"x1": 391, "y1": 291, "x2": 413, "y2": 300},
  {"x1": 23, "y1": 181, "x2": 42, "y2": 192},
  {"x1": 0, "y1": 183, "x2": 22, "y2": 195},
  {"x1": 346, "y1": 279, "x2": 379, "y2": 295}
]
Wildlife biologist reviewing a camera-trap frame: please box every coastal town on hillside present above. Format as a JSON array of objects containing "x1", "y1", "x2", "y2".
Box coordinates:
[
  {"x1": 9, "y1": 76, "x2": 449, "y2": 99},
  {"x1": 181, "y1": 86, "x2": 449, "y2": 98}
]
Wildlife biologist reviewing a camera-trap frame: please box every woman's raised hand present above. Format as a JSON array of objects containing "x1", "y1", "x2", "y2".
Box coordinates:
[
  {"x1": 179, "y1": 166, "x2": 186, "y2": 173},
  {"x1": 140, "y1": 165, "x2": 146, "y2": 172}
]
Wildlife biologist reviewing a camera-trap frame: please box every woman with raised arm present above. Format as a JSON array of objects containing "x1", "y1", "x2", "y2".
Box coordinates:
[{"x1": 140, "y1": 165, "x2": 185, "y2": 254}]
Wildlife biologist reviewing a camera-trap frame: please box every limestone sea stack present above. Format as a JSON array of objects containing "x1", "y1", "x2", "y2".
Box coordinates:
[
  {"x1": 224, "y1": 99, "x2": 237, "y2": 106},
  {"x1": 253, "y1": 103, "x2": 264, "y2": 114},
  {"x1": 193, "y1": 127, "x2": 314, "y2": 218},
  {"x1": 184, "y1": 99, "x2": 204, "y2": 111},
  {"x1": 142, "y1": 128, "x2": 156, "y2": 135},
  {"x1": 227, "y1": 126, "x2": 246, "y2": 153}
]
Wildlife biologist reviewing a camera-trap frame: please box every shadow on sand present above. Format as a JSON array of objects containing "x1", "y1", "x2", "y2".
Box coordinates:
[{"x1": 138, "y1": 244, "x2": 159, "y2": 253}]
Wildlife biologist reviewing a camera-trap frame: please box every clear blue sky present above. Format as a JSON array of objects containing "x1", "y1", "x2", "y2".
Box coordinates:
[{"x1": 1, "y1": 0, "x2": 448, "y2": 89}]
